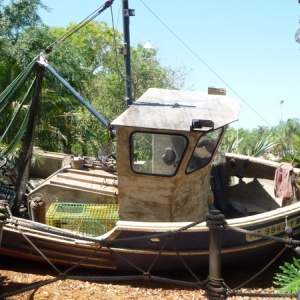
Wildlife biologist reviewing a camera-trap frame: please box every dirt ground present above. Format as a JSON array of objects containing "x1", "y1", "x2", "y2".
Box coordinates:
[{"x1": 0, "y1": 253, "x2": 296, "y2": 300}]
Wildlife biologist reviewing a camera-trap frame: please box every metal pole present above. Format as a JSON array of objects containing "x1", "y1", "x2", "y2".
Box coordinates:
[
  {"x1": 280, "y1": 100, "x2": 284, "y2": 124},
  {"x1": 122, "y1": 0, "x2": 133, "y2": 105},
  {"x1": 45, "y1": 64, "x2": 116, "y2": 137}
]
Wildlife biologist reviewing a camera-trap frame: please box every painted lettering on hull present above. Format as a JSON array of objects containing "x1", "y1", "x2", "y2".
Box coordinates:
[{"x1": 246, "y1": 216, "x2": 300, "y2": 241}]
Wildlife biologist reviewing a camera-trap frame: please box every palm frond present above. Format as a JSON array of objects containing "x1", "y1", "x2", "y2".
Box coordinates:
[
  {"x1": 252, "y1": 134, "x2": 279, "y2": 157},
  {"x1": 223, "y1": 137, "x2": 243, "y2": 153}
]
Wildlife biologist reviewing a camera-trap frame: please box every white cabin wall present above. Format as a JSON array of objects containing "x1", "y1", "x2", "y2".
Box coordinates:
[
  {"x1": 116, "y1": 126, "x2": 174, "y2": 221},
  {"x1": 170, "y1": 165, "x2": 212, "y2": 221},
  {"x1": 169, "y1": 132, "x2": 212, "y2": 221},
  {"x1": 116, "y1": 126, "x2": 217, "y2": 222}
]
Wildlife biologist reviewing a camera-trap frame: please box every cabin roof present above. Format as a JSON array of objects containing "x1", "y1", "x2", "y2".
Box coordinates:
[{"x1": 112, "y1": 88, "x2": 241, "y2": 131}]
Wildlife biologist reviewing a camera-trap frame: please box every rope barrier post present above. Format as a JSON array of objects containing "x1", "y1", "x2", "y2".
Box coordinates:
[
  {"x1": 0, "y1": 200, "x2": 8, "y2": 247},
  {"x1": 206, "y1": 210, "x2": 226, "y2": 299},
  {"x1": 209, "y1": 210, "x2": 222, "y2": 279}
]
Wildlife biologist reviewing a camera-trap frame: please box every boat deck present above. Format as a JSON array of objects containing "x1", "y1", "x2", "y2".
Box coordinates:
[
  {"x1": 50, "y1": 168, "x2": 118, "y2": 195},
  {"x1": 227, "y1": 177, "x2": 280, "y2": 214},
  {"x1": 28, "y1": 164, "x2": 119, "y2": 211}
]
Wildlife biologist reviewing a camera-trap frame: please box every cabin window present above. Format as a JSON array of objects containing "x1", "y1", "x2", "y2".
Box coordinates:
[
  {"x1": 186, "y1": 127, "x2": 223, "y2": 173},
  {"x1": 131, "y1": 132, "x2": 188, "y2": 176}
]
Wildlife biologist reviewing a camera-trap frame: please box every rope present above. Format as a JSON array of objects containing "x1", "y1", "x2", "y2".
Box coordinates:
[
  {"x1": 44, "y1": 0, "x2": 114, "y2": 54},
  {"x1": 109, "y1": 4, "x2": 125, "y2": 81},
  {"x1": 228, "y1": 291, "x2": 297, "y2": 298},
  {"x1": 206, "y1": 276, "x2": 227, "y2": 299},
  {"x1": 149, "y1": 276, "x2": 204, "y2": 288},
  {"x1": 205, "y1": 212, "x2": 227, "y2": 229},
  {"x1": 170, "y1": 240, "x2": 202, "y2": 283},
  {"x1": 4, "y1": 206, "x2": 66, "y2": 274},
  {"x1": 5, "y1": 215, "x2": 207, "y2": 246},
  {"x1": 232, "y1": 247, "x2": 287, "y2": 291},
  {"x1": 3, "y1": 205, "x2": 300, "y2": 299},
  {"x1": 146, "y1": 237, "x2": 169, "y2": 273},
  {"x1": 0, "y1": 278, "x2": 60, "y2": 300}
]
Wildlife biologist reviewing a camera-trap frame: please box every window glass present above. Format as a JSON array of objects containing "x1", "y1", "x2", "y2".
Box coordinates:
[
  {"x1": 186, "y1": 127, "x2": 223, "y2": 173},
  {"x1": 131, "y1": 132, "x2": 188, "y2": 176}
]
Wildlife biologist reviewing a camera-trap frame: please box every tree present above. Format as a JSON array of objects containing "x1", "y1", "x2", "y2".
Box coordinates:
[
  {"x1": 1, "y1": 15, "x2": 192, "y2": 156},
  {"x1": 222, "y1": 126, "x2": 278, "y2": 157},
  {"x1": 130, "y1": 44, "x2": 189, "y2": 98},
  {"x1": 72, "y1": 42, "x2": 191, "y2": 156},
  {"x1": 0, "y1": 0, "x2": 48, "y2": 94},
  {"x1": 0, "y1": 0, "x2": 49, "y2": 40}
]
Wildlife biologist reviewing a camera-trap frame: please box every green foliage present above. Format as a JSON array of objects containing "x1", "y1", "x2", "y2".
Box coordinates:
[
  {"x1": 73, "y1": 40, "x2": 190, "y2": 156},
  {"x1": 252, "y1": 134, "x2": 279, "y2": 157},
  {"x1": 220, "y1": 133, "x2": 243, "y2": 153},
  {"x1": 0, "y1": 142, "x2": 43, "y2": 167},
  {"x1": 0, "y1": 0, "x2": 49, "y2": 40},
  {"x1": 1, "y1": 0, "x2": 193, "y2": 157},
  {"x1": 130, "y1": 44, "x2": 188, "y2": 98},
  {"x1": 273, "y1": 256, "x2": 300, "y2": 293},
  {"x1": 222, "y1": 120, "x2": 300, "y2": 162},
  {"x1": 9, "y1": 2, "x2": 300, "y2": 161},
  {"x1": 132, "y1": 132, "x2": 153, "y2": 162}
]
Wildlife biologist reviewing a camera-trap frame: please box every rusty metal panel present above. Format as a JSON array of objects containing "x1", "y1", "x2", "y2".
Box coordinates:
[{"x1": 112, "y1": 88, "x2": 240, "y2": 131}]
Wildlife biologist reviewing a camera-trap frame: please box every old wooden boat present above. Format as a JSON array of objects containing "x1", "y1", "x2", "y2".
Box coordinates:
[
  {"x1": 1, "y1": 87, "x2": 300, "y2": 271},
  {"x1": 1, "y1": 0, "x2": 300, "y2": 272}
]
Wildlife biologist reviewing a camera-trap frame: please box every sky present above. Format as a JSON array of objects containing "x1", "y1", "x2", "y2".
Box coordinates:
[{"x1": 38, "y1": 0, "x2": 300, "y2": 130}]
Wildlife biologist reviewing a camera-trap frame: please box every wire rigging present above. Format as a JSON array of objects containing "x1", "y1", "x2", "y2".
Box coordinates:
[
  {"x1": 109, "y1": 3, "x2": 125, "y2": 81},
  {"x1": 44, "y1": 0, "x2": 114, "y2": 54},
  {"x1": 139, "y1": 0, "x2": 273, "y2": 128}
]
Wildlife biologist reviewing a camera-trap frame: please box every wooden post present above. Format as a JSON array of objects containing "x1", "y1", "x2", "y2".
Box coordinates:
[
  {"x1": 209, "y1": 210, "x2": 222, "y2": 279},
  {"x1": 0, "y1": 200, "x2": 8, "y2": 247},
  {"x1": 206, "y1": 209, "x2": 224, "y2": 299}
]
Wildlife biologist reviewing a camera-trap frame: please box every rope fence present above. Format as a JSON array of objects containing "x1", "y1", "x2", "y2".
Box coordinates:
[{"x1": 0, "y1": 201, "x2": 299, "y2": 299}]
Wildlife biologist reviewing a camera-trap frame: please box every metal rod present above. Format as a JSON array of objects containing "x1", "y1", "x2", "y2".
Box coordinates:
[{"x1": 46, "y1": 64, "x2": 116, "y2": 137}]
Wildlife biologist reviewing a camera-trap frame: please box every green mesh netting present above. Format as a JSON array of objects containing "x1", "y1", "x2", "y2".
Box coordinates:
[
  {"x1": 0, "y1": 59, "x2": 36, "y2": 115},
  {"x1": 0, "y1": 58, "x2": 37, "y2": 157},
  {"x1": 0, "y1": 79, "x2": 35, "y2": 157},
  {"x1": 0, "y1": 57, "x2": 44, "y2": 215}
]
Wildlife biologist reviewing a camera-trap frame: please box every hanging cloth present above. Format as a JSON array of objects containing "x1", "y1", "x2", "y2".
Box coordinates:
[{"x1": 274, "y1": 163, "x2": 294, "y2": 199}]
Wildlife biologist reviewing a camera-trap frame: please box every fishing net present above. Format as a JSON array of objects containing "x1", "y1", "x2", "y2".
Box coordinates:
[
  {"x1": 0, "y1": 58, "x2": 44, "y2": 214},
  {"x1": 0, "y1": 58, "x2": 37, "y2": 157},
  {"x1": 98, "y1": 140, "x2": 116, "y2": 160}
]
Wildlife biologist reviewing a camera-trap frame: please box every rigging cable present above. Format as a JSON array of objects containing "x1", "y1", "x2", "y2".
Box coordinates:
[
  {"x1": 139, "y1": 0, "x2": 273, "y2": 128},
  {"x1": 44, "y1": 0, "x2": 114, "y2": 54},
  {"x1": 110, "y1": 2, "x2": 125, "y2": 81}
]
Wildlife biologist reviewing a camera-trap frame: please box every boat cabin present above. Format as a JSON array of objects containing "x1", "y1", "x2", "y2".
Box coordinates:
[{"x1": 111, "y1": 88, "x2": 240, "y2": 222}]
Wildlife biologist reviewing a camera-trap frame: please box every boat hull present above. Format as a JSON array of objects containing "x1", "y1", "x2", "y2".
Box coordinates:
[{"x1": 1, "y1": 202, "x2": 300, "y2": 272}]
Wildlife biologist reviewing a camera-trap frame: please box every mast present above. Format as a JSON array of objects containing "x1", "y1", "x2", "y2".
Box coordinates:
[{"x1": 121, "y1": 0, "x2": 134, "y2": 105}]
